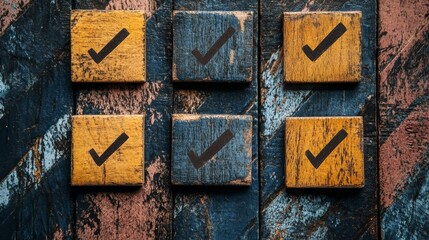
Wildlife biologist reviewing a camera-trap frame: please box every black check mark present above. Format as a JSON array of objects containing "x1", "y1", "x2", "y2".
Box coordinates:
[
  {"x1": 191, "y1": 26, "x2": 236, "y2": 65},
  {"x1": 188, "y1": 129, "x2": 234, "y2": 169},
  {"x1": 302, "y1": 23, "x2": 347, "y2": 61},
  {"x1": 88, "y1": 28, "x2": 129, "y2": 64},
  {"x1": 89, "y1": 132, "x2": 129, "y2": 166},
  {"x1": 305, "y1": 129, "x2": 348, "y2": 169}
]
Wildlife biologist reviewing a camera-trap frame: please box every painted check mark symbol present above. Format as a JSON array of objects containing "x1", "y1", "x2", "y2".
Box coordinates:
[
  {"x1": 302, "y1": 23, "x2": 347, "y2": 61},
  {"x1": 191, "y1": 26, "x2": 236, "y2": 65},
  {"x1": 188, "y1": 129, "x2": 234, "y2": 169},
  {"x1": 305, "y1": 129, "x2": 348, "y2": 169},
  {"x1": 88, "y1": 28, "x2": 129, "y2": 64},
  {"x1": 89, "y1": 132, "x2": 129, "y2": 166}
]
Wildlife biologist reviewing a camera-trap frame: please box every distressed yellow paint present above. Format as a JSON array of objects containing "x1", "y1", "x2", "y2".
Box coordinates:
[
  {"x1": 71, "y1": 10, "x2": 146, "y2": 82},
  {"x1": 285, "y1": 117, "x2": 364, "y2": 188},
  {"x1": 283, "y1": 12, "x2": 362, "y2": 83},
  {"x1": 71, "y1": 115, "x2": 144, "y2": 186}
]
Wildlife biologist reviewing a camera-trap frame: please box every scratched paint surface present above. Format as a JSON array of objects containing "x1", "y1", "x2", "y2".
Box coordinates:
[
  {"x1": 173, "y1": 11, "x2": 253, "y2": 82},
  {"x1": 378, "y1": 0, "x2": 429, "y2": 238},
  {"x1": 172, "y1": 114, "x2": 252, "y2": 185},
  {"x1": 73, "y1": 0, "x2": 173, "y2": 238},
  {"x1": 260, "y1": 0, "x2": 377, "y2": 238},
  {"x1": 172, "y1": 0, "x2": 259, "y2": 238},
  {"x1": 1, "y1": 0, "x2": 428, "y2": 239}
]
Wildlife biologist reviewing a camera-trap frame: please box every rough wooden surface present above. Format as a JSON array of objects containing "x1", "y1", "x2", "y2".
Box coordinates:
[
  {"x1": 285, "y1": 117, "x2": 364, "y2": 188},
  {"x1": 378, "y1": 0, "x2": 429, "y2": 238},
  {"x1": 260, "y1": 0, "x2": 377, "y2": 238},
  {"x1": 172, "y1": 0, "x2": 259, "y2": 239},
  {"x1": 71, "y1": 10, "x2": 146, "y2": 82},
  {"x1": 0, "y1": 0, "x2": 31, "y2": 36},
  {"x1": 283, "y1": 11, "x2": 361, "y2": 83},
  {"x1": 172, "y1": 114, "x2": 252, "y2": 185},
  {"x1": 173, "y1": 11, "x2": 253, "y2": 82},
  {"x1": 0, "y1": 0, "x2": 74, "y2": 238},
  {"x1": 72, "y1": 0, "x2": 172, "y2": 238},
  {"x1": 1, "y1": 0, "x2": 428, "y2": 238},
  {"x1": 72, "y1": 115, "x2": 144, "y2": 186}
]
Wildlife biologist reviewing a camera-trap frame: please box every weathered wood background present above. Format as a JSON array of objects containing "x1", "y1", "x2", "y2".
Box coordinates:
[{"x1": 0, "y1": 0, "x2": 427, "y2": 239}]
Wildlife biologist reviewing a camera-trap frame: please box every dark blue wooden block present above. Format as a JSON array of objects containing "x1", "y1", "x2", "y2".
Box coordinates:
[
  {"x1": 172, "y1": 114, "x2": 252, "y2": 185},
  {"x1": 173, "y1": 11, "x2": 253, "y2": 82}
]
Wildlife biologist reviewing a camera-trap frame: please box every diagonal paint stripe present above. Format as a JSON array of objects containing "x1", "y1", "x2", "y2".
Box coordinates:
[
  {"x1": 0, "y1": 0, "x2": 32, "y2": 36},
  {"x1": 0, "y1": 77, "x2": 9, "y2": 119},
  {"x1": 380, "y1": 105, "x2": 429, "y2": 208},
  {"x1": 0, "y1": 114, "x2": 70, "y2": 210},
  {"x1": 261, "y1": 49, "x2": 311, "y2": 137}
]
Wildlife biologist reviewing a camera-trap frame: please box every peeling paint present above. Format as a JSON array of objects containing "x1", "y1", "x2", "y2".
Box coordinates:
[
  {"x1": 0, "y1": 113, "x2": 70, "y2": 210},
  {"x1": 77, "y1": 156, "x2": 171, "y2": 239},
  {"x1": 263, "y1": 191, "x2": 331, "y2": 239},
  {"x1": 174, "y1": 90, "x2": 208, "y2": 113},
  {"x1": 106, "y1": 0, "x2": 158, "y2": 17},
  {"x1": 380, "y1": 107, "x2": 429, "y2": 207},
  {"x1": 76, "y1": 82, "x2": 164, "y2": 125},
  {"x1": 0, "y1": 0, "x2": 32, "y2": 36},
  {"x1": 0, "y1": 76, "x2": 9, "y2": 119},
  {"x1": 261, "y1": 49, "x2": 311, "y2": 137}
]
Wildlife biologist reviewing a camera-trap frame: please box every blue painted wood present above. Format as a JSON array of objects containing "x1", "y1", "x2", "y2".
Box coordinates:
[
  {"x1": 172, "y1": 1, "x2": 259, "y2": 239},
  {"x1": 173, "y1": 11, "x2": 253, "y2": 82},
  {"x1": 260, "y1": 0, "x2": 378, "y2": 239},
  {"x1": 172, "y1": 114, "x2": 252, "y2": 185},
  {"x1": 0, "y1": 0, "x2": 74, "y2": 238}
]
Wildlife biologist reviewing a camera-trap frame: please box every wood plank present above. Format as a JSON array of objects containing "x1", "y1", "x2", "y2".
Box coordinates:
[
  {"x1": 0, "y1": 0, "x2": 74, "y2": 238},
  {"x1": 172, "y1": 11, "x2": 253, "y2": 82},
  {"x1": 283, "y1": 11, "x2": 361, "y2": 83},
  {"x1": 285, "y1": 117, "x2": 364, "y2": 188},
  {"x1": 378, "y1": 0, "x2": 429, "y2": 237},
  {"x1": 73, "y1": 0, "x2": 172, "y2": 238},
  {"x1": 260, "y1": 0, "x2": 377, "y2": 238},
  {"x1": 172, "y1": 1, "x2": 259, "y2": 239},
  {"x1": 172, "y1": 114, "x2": 252, "y2": 185},
  {"x1": 71, "y1": 115, "x2": 144, "y2": 186},
  {"x1": 71, "y1": 10, "x2": 146, "y2": 82}
]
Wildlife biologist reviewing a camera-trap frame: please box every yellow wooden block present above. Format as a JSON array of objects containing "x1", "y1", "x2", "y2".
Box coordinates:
[
  {"x1": 285, "y1": 117, "x2": 364, "y2": 188},
  {"x1": 71, "y1": 10, "x2": 146, "y2": 82},
  {"x1": 283, "y1": 12, "x2": 362, "y2": 83},
  {"x1": 71, "y1": 115, "x2": 144, "y2": 186}
]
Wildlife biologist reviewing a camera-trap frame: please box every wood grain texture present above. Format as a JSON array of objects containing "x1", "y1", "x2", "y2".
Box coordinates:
[
  {"x1": 173, "y1": 11, "x2": 253, "y2": 82},
  {"x1": 172, "y1": 1, "x2": 259, "y2": 239},
  {"x1": 285, "y1": 117, "x2": 364, "y2": 188},
  {"x1": 378, "y1": 0, "x2": 429, "y2": 238},
  {"x1": 172, "y1": 114, "x2": 252, "y2": 185},
  {"x1": 73, "y1": 0, "x2": 172, "y2": 238},
  {"x1": 71, "y1": 10, "x2": 146, "y2": 82},
  {"x1": 72, "y1": 115, "x2": 144, "y2": 186},
  {"x1": 0, "y1": 0, "x2": 32, "y2": 36},
  {"x1": 260, "y1": 0, "x2": 377, "y2": 238},
  {"x1": 0, "y1": 0, "x2": 74, "y2": 238},
  {"x1": 284, "y1": 11, "x2": 361, "y2": 83}
]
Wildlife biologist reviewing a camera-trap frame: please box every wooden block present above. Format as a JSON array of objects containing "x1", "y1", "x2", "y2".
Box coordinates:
[
  {"x1": 285, "y1": 117, "x2": 364, "y2": 188},
  {"x1": 283, "y1": 12, "x2": 362, "y2": 83},
  {"x1": 173, "y1": 11, "x2": 253, "y2": 82},
  {"x1": 172, "y1": 114, "x2": 252, "y2": 185},
  {"x1": 71, "y1": 115, "x2": 144, "y2": 186},
  {"x1": 71, "y1": 10, "x2": 146, "y2": 82}
]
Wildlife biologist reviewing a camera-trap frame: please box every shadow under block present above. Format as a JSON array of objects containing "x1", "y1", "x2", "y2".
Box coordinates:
[
  {"x1": 71, "y1": 10, "x2": 146, "y2": 82},
  {"x1": 173, "y1": 11, "x2": 253, "y2": 82},
  {"x1": 71, "y1": 115, "x2": 144, "y2": 186},
  {"x1": 285, "y1": 117, "x2": 364, "y2": 188},
  {"x1": 283, "y1": 12, "x2": 362, "y2": 83},
  {"x1": 172, "y1": 114, "x2": 252, "y2": 185}
]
